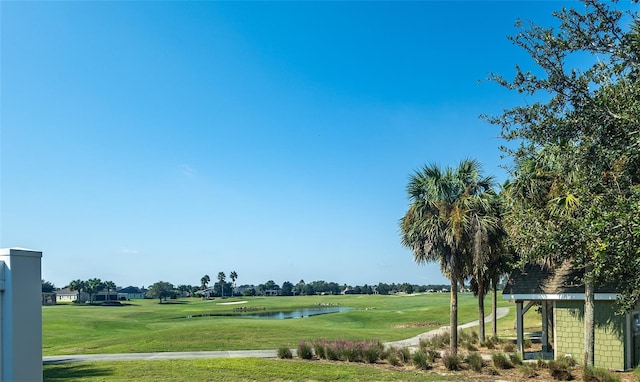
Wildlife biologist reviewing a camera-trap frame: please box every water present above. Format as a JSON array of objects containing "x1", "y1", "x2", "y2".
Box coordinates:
[{"x1": 186, "y1": 306, "x2": 352, "y2": 320}]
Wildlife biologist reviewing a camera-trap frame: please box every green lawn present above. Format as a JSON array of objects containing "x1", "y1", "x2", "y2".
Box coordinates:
[
  {"x1": 43, "y1": 293, "x2": 524, "y2": 381},
  {"x1": 43, "y1": 293, "x2": 513, "y2": 356},
  {"x1": 43, "y1": 358, "x2": 459, "y2": 381}
]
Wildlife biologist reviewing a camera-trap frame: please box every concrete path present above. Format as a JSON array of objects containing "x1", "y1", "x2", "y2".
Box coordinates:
[
  {"x1": 383, "y1": 307, "x2": 510, "y2": 348},
  {"x1": 43, "y1": 307, "x2": 509, "y2": 364}
]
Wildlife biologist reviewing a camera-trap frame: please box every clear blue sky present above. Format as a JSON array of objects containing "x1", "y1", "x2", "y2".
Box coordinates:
[{"x1": 2, "y1": 1, "x2": 568, "y2": 289}]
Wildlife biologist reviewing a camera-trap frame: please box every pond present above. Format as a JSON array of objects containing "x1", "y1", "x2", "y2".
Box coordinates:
[{"x1": 186, "y1": 306, "x2": 352, "y2": 320}]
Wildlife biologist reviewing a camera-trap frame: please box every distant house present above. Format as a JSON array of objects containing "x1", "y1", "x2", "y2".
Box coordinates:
[
  {"x1": 55, "y1": 287, "x2": 88, "y2": 303},
  {"x1": 195, "y1": 287, "x2": 217, "y2": 299},
  {"x1": 503, "y1": 262, "x2": 640, "y2": 370},
  {"x1": 95, "y1": 290, "x2": 119, "y2": 301},
  {"x1": 117, "y1": 286, "x2": 146, "y2": 300}
]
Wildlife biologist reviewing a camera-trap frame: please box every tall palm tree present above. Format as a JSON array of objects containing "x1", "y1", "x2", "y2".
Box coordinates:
[
  {"x1": 230, "y1": 271, "x2": 238, "y2": 297},
  {"x1": 69, "y1": 279, "x2": 85, "y2": 303},
  {"x1": 86, "y1": 278, "x2": 104, "y2": 303},
  {"x1": 200, "y1": 275, "x2": 210, "y2": 290},
  {"x1": 217, "y1": 272, "x2": 226, "y2": 298},
  {"x1": 104, "y1": 281, "x2": 117, "y2": 302},
  {"x1": 400, "y1": 159, "x2": 495, "y2": 354}
]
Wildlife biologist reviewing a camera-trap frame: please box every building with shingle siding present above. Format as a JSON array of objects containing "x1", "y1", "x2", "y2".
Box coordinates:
[{"x1": 503, "y1": 262, "x2": 640, "y2": 370}]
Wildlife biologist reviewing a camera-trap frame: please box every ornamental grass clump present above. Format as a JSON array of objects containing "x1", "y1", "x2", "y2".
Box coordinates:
[
  {"x1": 362, "y1": 339, "x2": 384, "y2": 363},
  {"x1": 492, "y1": 352, "x2": 513, "y2": 369},
  {"x1": 442, "y1": 351, "x2": 463, "y2": 371},
  {"x1": 502, "y1": 342, "x2": 517, "y2": 352},
  {"x1": 297, "y1": 340, "x2": 314, "y2": 360},
  {"x1": 465, "y1": 352, "x2": 484, "y2": 372},
  {"x1": 398, "y1": 346, "x2": 411, "y2": 364},
  {"x1": 582, "y1": 366, "x2": 621, "y2": 382},
  {"x1": 519, "y1": 363, "x2": 539, "y2": 378},
  {"x1": 509, "y1": 352, "x2": 523, "y2": 366},
  {"x1": 312, "y1": 340, "x2": 326, "y2": 360},
  {"x1": 548, "y1": 356, "x2": 574, "y2": 381},
  {"x1": 277, "y1": 345, "x2": 292, "y2": 359},
  {"x1": 412, "y1": 350, "x2": 431, "y2": 370}
]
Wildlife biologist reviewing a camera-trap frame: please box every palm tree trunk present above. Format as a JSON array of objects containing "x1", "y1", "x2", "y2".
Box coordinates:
[
  {"x1": 450, "y1": 276, "x2": 458, "y2": 355},
  {"x1": 478, "y1": 281, "x2": 486, "y2": 343},
  {"x1": 492, "y1": 281, "x2": 498, "y2": 339},
  {"x1": 584, "y1": 265, "x2": 595, "y2": 367}
]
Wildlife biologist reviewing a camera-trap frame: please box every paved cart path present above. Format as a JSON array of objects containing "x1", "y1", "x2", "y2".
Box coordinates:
[{"x1": 43, "y1": 307, "x2": 509, "y2": 364}]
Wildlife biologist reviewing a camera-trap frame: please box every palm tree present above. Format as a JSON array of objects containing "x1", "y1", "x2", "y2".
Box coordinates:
[
  {"x1": 69, "y1": 279, "x2": 85, "y2": 303},
  {"x1": 200, "y1": 275, "x2": 210, "y2": 290},
  {"x1": 230, "y1": 271, "x2": 238, "y2": 297},
  {"x1": 400, "y1": 159, "x2": 495, "y2": 354},
  {"x1": 104, "y1": 281, "x2": 117, "y2": 302},
  {"x1": 217, "y1": 272, "x2": 226, "y2": 298},
  {"x1": 86, "y1": 278, "x2": 104, "y2": 303}
]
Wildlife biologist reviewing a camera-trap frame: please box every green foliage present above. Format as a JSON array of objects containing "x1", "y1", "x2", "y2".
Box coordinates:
[
  {"x1": 502, "y1": 342, "x2": 517, "y2": 352},
  {"x1": 398, "y1": 347, "x2": 411, "y2": 364},
  {"x1": 509, "y1": 352, "x2": 522, "y2": 366},
  {"x1": 146, "y1": 281, "x2": 175, "y2": 302},
  {"x1": 519, "y1": 363, "x2": 539, "y2": 379},
  {"x1": 465, "y1": 352, "x2": 484, "y2": 372},
  {"x1": 386, "y1": 352, "x2": 400, "y2": 366},
  {"x1": 297, "y1": 341, "x2": 313, "y2": 360},
  {"x1": 634, "y1": 365, "x2": 640, "y2": 382},
  {"x1": 277, "y1": 345, "x2": 292, "y2": 359},
  {"x1": 491, "y1": 352, "x2": 513, "y2": 369},
  {"x1": 442, "y1": 352, "x2": 463, "y2": 371},
  {"x1": 548, "y1": 357, "x2": 574, "y2": 381},
  {"x1": 411, "y1": 350, "x2": 430, "y2": 370},
  {"x1": 582, "y1": 366, "x2": 621, "y2": 382},
  {"x1": 312, "y1": 340, "x2": 326, "y2": 360}
]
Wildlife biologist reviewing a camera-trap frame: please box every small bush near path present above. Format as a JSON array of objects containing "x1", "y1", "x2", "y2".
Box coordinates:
[
  {"x1": 312, "y1": 340, "x2": 326, "y2": 359},
  {"x1": 412, "y1": 349, "x2": 431, "y2": 370},
  {"x1": 297, "y1": 341, "x2": 313, "y2": 360},
  {"x1": 398, "y1": 346, "x2": 411, "y2": 364},
  {"x1": 277, "y1": 345, "x2": 292, "y2": 359},
  {"x1": 465, "y1": 352, "x2": 483, "y2": 372},
  {"x1": 442, "y1": 351, "x2": 462, "y2": 371},
  {"x1": 582, "y1": 366, "x2": 621, "y2": 382},
  {"x1": 492, "y1": 352, "x2": 513, "y2": 369}
]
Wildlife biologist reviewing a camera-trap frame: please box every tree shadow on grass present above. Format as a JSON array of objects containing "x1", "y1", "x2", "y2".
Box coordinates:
[{"x1": 43, "y1": 363, "x2": 113, "y2": 380}]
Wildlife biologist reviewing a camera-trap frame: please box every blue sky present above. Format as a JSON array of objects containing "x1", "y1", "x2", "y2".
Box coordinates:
[{"x1": 2, "y1": 1, "x2": 572, "y2": 289}]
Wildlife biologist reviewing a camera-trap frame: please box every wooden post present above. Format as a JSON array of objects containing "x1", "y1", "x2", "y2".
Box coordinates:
[{"x1": 516, "y1": 300, "x2": 524, "y2": 358}]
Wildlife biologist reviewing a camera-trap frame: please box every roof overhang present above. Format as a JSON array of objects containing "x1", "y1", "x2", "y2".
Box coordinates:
[{"x1": 503, "y1": 293, "x2": 619, "y2": 301}]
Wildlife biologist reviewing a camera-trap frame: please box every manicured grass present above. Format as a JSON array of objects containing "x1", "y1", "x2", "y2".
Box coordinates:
[
  {"x1": 43, "y1": 358, "x2": 459, "y2": 381},
  {"x1": 43, "y1": 293, "x2": 510, "y2": 356}
]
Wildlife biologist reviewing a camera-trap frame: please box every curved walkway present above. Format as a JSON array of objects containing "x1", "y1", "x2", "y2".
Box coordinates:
[{"x1": 43, "y1": 307, "x2": 509, "y2": 364}]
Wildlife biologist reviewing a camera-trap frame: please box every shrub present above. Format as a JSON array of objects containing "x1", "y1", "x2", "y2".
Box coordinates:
[
  {"x1": 492, "y1": 352, "x2": 513, "y2": 369},
  {"x1": 397, "y1": 347, "x2": 411, "y2": 364},
  {"x1": 509, "y1": 352, "x2": 523, "y2": 366},
  {"x1": 387, "y1": 352, "x2": 400, "y2": 366},
  {"x1": 634, "y1": 365, "x2": 640, "y2": 382},
  {"x1": 297, "y1": 341, "x2": 314, "y2": 360},
  {"x1": 277, "y1": 345, "x2": 292, "y2": 359},
  {"x1": 312, "y1": 340, "x2": 326, "y2": 359},
  {"x1": 425, "y1": 349, "x2": 439, "y2": 362},
  {"x1": 465, "y1": 352, "x2": 484, "y2": 372},
  {"x1": 442, "y1": 351, "x2": 462, "y2": 371},
  {"x1": 582, "y1": 366, "x2": 621, "y2": 382},
  {"x1": 343, "y1": 341, "x2": 362, "y2": 362},
  {"x1": 325, "y1": 342, "x2": 342, "y2": 361},
  {"x1": 482, "y1": 337, "x2": 496, "y2": 349},
  {"x1": 524, "y1": 338, "x2": 532, "y2": 349},
  {"x1": 548, "y1": 357, "x2": 573, "y2": 381},
  {"x1": 520, "y1": 363, "x2": 539, "y2": 378},
  {"x1": 412, "y1": 350, "x2": 430, "y2": 370},
  {"x1": 463, "y1": 341, "x2": 478, "y2": 351},
  {"x1": 502, "y1": 342, "x2": 517, "y2": 352},
  {"x1": 487, "y1": 367, "x2": 500, "y2": 376},
  {"x1": 362, "y1": 340, "x2": 384, "y2": 363}
]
